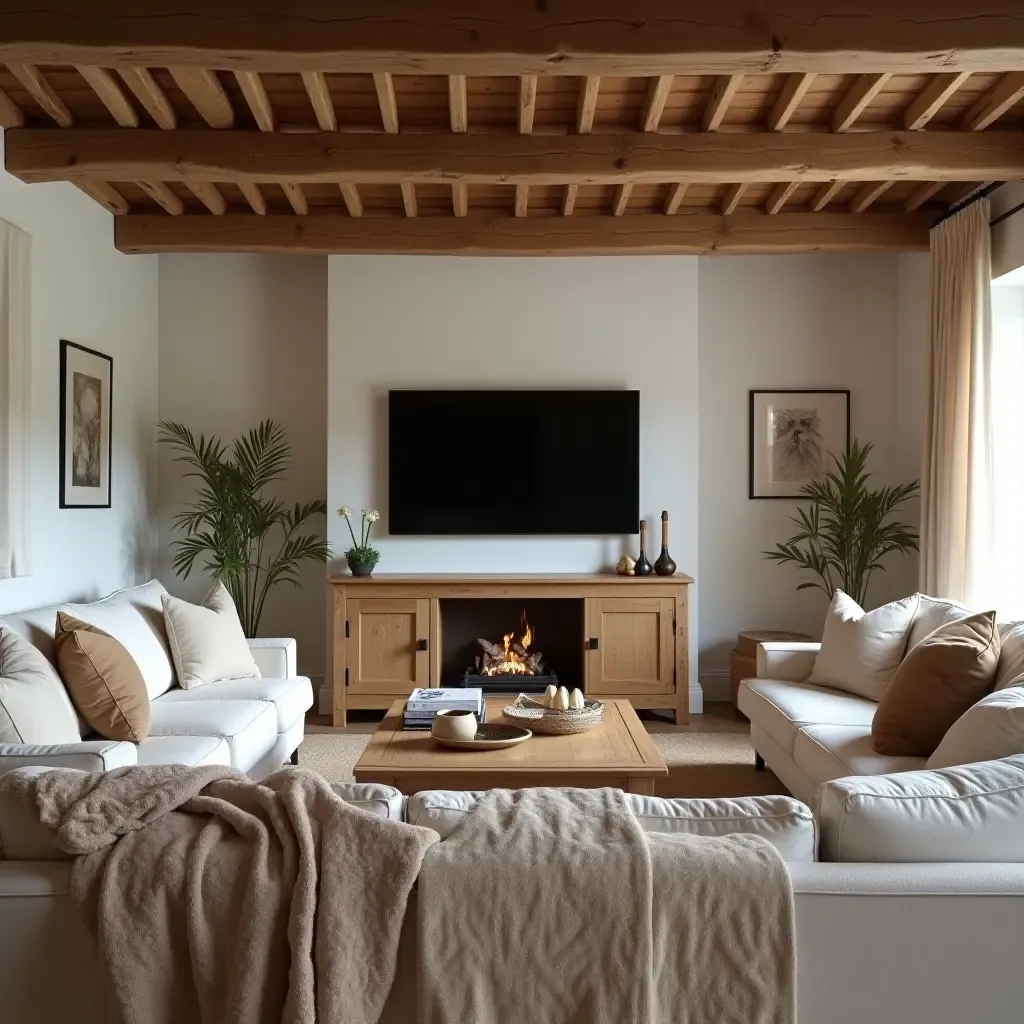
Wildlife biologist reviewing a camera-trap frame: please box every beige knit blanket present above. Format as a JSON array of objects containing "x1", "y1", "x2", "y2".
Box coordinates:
[
  {"x1": 11, "y1": 765, "x2": 438, "y2": 1024},
  {"x1": 417, "y1": 787, "x2": 795, "y2": 1024}
]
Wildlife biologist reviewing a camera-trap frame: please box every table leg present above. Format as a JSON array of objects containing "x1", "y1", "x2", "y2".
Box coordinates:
[{"x1": 627, "y1": 777, "x2": 657, "y2": 796}]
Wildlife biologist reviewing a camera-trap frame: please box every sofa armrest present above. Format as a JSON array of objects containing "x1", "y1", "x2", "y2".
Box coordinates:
[
  {"x1": 247, "y1": 637, "x2": 297, "y2": 679},
  {"x1": 0, "y1": 741, "x2": 137, "y2": 775},
  {"x1": 757, "y1": 642, "x2": 820, "y2": 682}
]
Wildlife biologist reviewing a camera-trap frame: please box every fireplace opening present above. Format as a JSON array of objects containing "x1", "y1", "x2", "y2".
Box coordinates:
[{"x1": 440, "y1": 598, "x2": 584, "y2": 693}]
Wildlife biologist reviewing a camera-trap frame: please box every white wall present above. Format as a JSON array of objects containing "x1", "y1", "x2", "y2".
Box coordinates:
[
  {"x1": 0, "y1": 133, "x2": 159, "y2": 615},
  {"x1": 992, "y1": 183, "x2": 1024, "y2": 280},
  {"x1": 697, "y1": 254, "x2": 929, "y2": 698},
  {"x1": 157, "y1": 254, "x2": 328, "y2": 682},
  {"x1": 328, "y1": 255, "x2": 701, "y2": 701}
]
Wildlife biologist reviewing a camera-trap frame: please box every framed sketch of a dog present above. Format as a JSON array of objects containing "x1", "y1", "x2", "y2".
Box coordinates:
[
  {"x1": 59, "y1": 339, "x2": 112, "y2": 509},
  {"x1": 749, "y1": 390, "x2": 849, "y2": 499}
]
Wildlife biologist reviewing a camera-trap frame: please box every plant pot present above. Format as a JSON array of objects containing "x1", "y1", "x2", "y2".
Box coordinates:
[{"x1": 346, "y1": 548, "x2": 380, "y2": 577}]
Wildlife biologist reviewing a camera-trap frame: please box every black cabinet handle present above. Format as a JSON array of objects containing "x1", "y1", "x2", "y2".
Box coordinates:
[
  {"x1": 416, "y1": 638, "x2": 429, "y2": 651},
  {"x1": 586, "y1": 637, "x2": 599, "y2": 650}
]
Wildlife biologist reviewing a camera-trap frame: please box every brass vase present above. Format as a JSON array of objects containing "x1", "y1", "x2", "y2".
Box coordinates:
[{"x1": 654, "y1": 510, "x2": 677, "y2": 576}]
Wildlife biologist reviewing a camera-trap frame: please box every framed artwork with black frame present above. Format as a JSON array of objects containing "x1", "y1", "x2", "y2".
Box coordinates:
[
  {"x1": 59, "y1": 339, "x2": 112, "y2": 508},
  {"x1": 749, "y1": 389, "x2": 850, "y2": 499}
]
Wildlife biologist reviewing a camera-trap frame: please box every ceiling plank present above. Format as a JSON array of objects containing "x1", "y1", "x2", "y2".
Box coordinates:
[
  {"x1": 117, "y1": 67, "x2": 176, "y2": 129},
  {"x1": 16, "y1": 129, "x2": 1024, "y2": 186},
  {"x1": 721, "y1": 183, "x2": 746, "y2": 215},
  {"x1": 904, "y1": 72, "x2": 971, "y2": 130},
  {"x1": 519, "y1": 74, "x2": 537, "y2": 134},
  {"x1": 339, "y1": 182, "x2": 363, "y2": 216},
  {"x1": 452, "y1": 181, "x2": 468, "y2": 217},
  {"x1": 373, "y1": 72, "x2": 399, "y2": 134},
  {"x1": 832, "y1": 73, "x2": 890, "y2": 132},
  {"x1": 239, "y1": 180, "x2": 267, "y2": 215},
  {"x1": 168, "y1": 67, "x2": 233, "y2": 128},
  {"x1": 76, "y1": 179, "x2": 127, "y2": 214},
  {"x1": 8, "y1": 5, "x2": 1024, "y2": 75},
  {"x1": 6, "y1": 62, "x2": 72, "y2": 126},
  {"x1": 0, "y1": 85, "x2": 23, "y2": 127},
  {"x1": 136, "y1": 179, "x2": 183, "y2": 215},
  {"x1": 114, "y1": 211, "x2": 932, "y2": 256},
  {"x1": 577, "y1": 75, "x2": 600, "y2": 134},
  {"x1": 703, "y1": 74, "x2": 742, "y2": 131},
  {"x1": 962, "y1": 72, "x2": 1024, "y2": 131},
  {"x1": 514, "y1": 183, "x2": 529, "y2": 217},
  {"x1": 282, "y1": 181, "x2": 308, "y2": 215},
  {"x1": 765, "y1": 180, "x2": 800, "y2": 214},
  {"x1": 810, "y1": 180, "x2": 845, "y2": 211},
  {"x1": 76, "y1": 65, "x2": 137, "y2": 127},
  {"x1": 767, "y1": 73, "x2": 815, "y2": 131},
  {"x1": 448, "y1": 74, "x2": 467, "y2": 133},
  {"x1": 234, "y1": 70, "x2": 275, "y2": 131},
  {"x1": 849, "y1": 180, "x2": 894, "y2": 212},
  {"x1": 187, "y1": 181, "x2": 226, "y2": 214},
  {"x1": 664, "y1": 182, "x2": 687, "y2": 214},
  {"x1": 400, "y1": 181, "x2": 417, "y2": 217},
  {"x1": 562, "y1": 183, "x2": 578, "y2": 216},
  {"x1": 301, "y1": 71, "x2": 336, "y2": 131},
  {"x1": 905, "y1": 180, "x2": 945, "y2": 212},
  {"x1": 612, "y1": 182, "x2": 633, "y2": 216},
  {"x1": 641, "y1": 75, "x2": 673, "y2": 132}
]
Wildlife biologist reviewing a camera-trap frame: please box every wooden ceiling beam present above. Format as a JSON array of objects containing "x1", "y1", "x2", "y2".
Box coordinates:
[
  {"x1": 76, "y1": 179, "x2": 127, "y2": 214},
  {"x1": 664, "y1": 182, "x2": 687, "y2": 214},
  {"x1": 832, "y1": 73, "x2": 890, "y2": 132},
  {"x1": 0, "y1": 85, "x2": 23, "y2": 127},
  {"x1": 114, "y1": 212, "x2": 932, "y2": 256},
  {"x1": 641, "y1": 75, "x2": 673, "y2": 132},
  {"x1": 703, "y1": 74, "x2": 743, "y2": 131},
  {"x1": 301, "y1": 71, "x2": 336, "y2": 131},
  {"x1": 6, "y1": 4, "x2": 1024, "y2": 75},
  {"x1": 339, "y1": 183, "x2": 363, "y2": 217},
  {"x1": 767, "y1": 73, "x2": 815, "y2": 131},
  {"x1": 904, "y1": 72, "x2": 971, "y2": 130},
  {"x1": 373, "y1": 72, "x2": 399, "y2": 134},
  {"x1": 15, "y1": 129, "x2": 1024, "y2": 186},
  {"x1": 518, "y1": 74, "x2": 537, "y2": 134},
  {"x1": 905, "y1": 181, "x2": 945, "y2": 212},
  {"x1": 239, "y1": 181, "x2": 267, "y2": 215},
  {"x1": 136, "y1": 179, "x2": 183, "y2": 215},
  {"x1": 168, "y1": 67, "x2": 233, "y2": 128},
  {"x1": 76, "y1": 65, "x2": 137, "y2": 127},
  {"x1": 562, "y1": 183, "x2": 578, "y2": 216},
  {"x1": 400, "y1": 181, "x2": 417, "y2": 217},
  {"x1": 186, "y1": 181, "x2": 226, "y2": 214},
  {"x1": 765, "y1": 181, "x2": 800, "y2": 215},
  {"x1": 612, "y1": 183, "x2": 633, "y2": 216},
  {"x1": 452, "y1": 182, "x2": 468, "y2": 217},
  {"x1": 282, "y1": 181, "x2": 308, "y2": 215},
  {"x1": 849, "y1": 180, "x2": 894, "y2": 212},
  {"x1": 514, "y1": 183, "x2": 529, "y2": 217},
  {"x1": 6, "y1": 62, "x2": 72, "y2": 126},
  {"x1": 962, "y1": 72, "x2": 1024, "y2": 131},
  {"x1": 721, "y1": 183, "x2": 746, "y2": 215},
  {"x1": 117, "y1": 67, "x2": 176, "y2": 129},
  {"x1": 810, "y1": 181, "x2": 845, "y2": 211},
  {"x1": 576, "y1": 76, "x2": 600, "y2": 134},
  {"x1": 448, "y1": 74, "x2": 467, "y2": 133},
  {"x1": 234, "y1": 71, "x2": 275, "y2": 131}
]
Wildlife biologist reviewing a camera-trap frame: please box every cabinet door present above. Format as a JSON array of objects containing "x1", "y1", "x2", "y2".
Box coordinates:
[
  {"x1": 347, "y1": 598, "x2": 431, "y2": 694},
  {"x1": 584, "y1": 597, "x2": 675, "y2": 695}
]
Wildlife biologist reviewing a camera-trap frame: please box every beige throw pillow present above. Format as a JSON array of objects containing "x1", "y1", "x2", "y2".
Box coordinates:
[
  {"x1": 55, "y1": 613, "x2": 150, "y2": 743},
  {"x1": 0, "y1": 626, "x2": 81, "y2": 744},
  {"x1": 872, "y1": 611, "x2": 1000, "y2": 758},
  {"x1": 927, "y1": 684, "x2": 1024, "y2": 769},
  {"x1": 161, "y1": 583, "x2": 260, "y2": 689},
  {"x1": 808, "y1": 591, "x2": 919, "y2": 701}
]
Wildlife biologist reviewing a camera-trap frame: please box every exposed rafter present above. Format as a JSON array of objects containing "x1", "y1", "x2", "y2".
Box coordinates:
[
  {"x1": 137, "y1": 180, "x2": 183, "y2": 215},
  {"x1": 577, "y1": 76, "x2": 600, "y2": 133},
  {"x1": 7, "y1": 62, "x2": 72, "y2": 126},
  {"x1": 904, "y1": 72, "x2": 971, "y2": 130},
  {"x1": 77, "y1": 179, "x2": 127, "y2": 214},
  {"x1": 117, "y1": 67, "x2": 175, "y2": 129},
  {"x1": 612, "y1": 183, "x2": 633, "y2": 216},
  {"x1": 186, "y1": 181, "x2": 226, "y2": 215},
  {"x1": 282, "y1": 181, "x2": 308, "y2": 215},
  {"x1": 810, "y1": 181, "x2": 845, "y2": 211},
  {"x1": 239, "y1": 181, "x2": 267, "y2": 215},
  {"x1": 962, "y1": 72, "x2": 1024, "y2": 131},
  {"x1": 373, "y1": 72, "x2": 399, "y2": 134},
  {"x1": 904, "y1": 181, "x2": 945, "y2": 212},
  {"x1": 641, "y1": 75, "x2": 673, "y2": 132},
  {"x1": 765, "y1": 181, "x2": 800, "y2": 215},
  {"x1": 849, "y1": 180, "x2": 894, "y2": 212},
  {"x1": 400, "y1": 181, "x2": 417, "y2": 217},
  {"x1": 339, "y1": 182, "x2": 363, "y2": 217},
  {"x1": 76, "y1": 65, "x2": 137, "y2": 127},
  {"x1": 703, "y1": 74, "x2": 743, "y2": 132},
  {"x1": 721, "y1": 183, "x2": 746, "y2": 215},
  {"x1": 768, "y1": 73, "x2": 815, "y2": 131},
  {"x1": 168, "y1": 67, "x2": 233, "y2": 128},
  {"x1": 0, "y1": 85, "x2": 23, "y2": 127},
  {"x1": 234, "y1": 71, "x2": 275, "y2": 131},
  {"x1": 301, "y1": 71, "x2": 336, "y2": 131},
  {"x1": 664, "y1": 182, "x2": 687, "y2": 215},
  {"x1": 832, "y1": 73, "x2": 890, "y2": 132},
  {"x1": 518, "y1": 74, "x2": 537, "y2": 134}
]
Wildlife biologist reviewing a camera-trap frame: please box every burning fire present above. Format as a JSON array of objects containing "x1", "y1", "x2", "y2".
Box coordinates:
[{"x1": 482, "y1": 612, "x2": 535, "y2": 676}]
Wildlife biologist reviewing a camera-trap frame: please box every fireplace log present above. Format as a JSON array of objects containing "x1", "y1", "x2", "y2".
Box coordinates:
[{"x1": 476, "y1": 639, "x2": 505, "y2": 659}]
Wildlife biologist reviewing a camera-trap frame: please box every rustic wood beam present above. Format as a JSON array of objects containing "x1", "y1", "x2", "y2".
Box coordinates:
[
  {"x1": 77, "y1": 179, "x2": 127, "y2": 214},
  {"x1": 76, "y1": 65, "x2": 137, "y2": 127},
  {"x1": 448, "y1": 74, "x2": 467, "y2": 133},
  {"x1": 114, "y1": 211, "x2": 931, "y2": 256},
  {"x1": 766, "y1": 181, "x2": 800, "y2": 214},
  {"x1": 282, "y1": 181, "x2": 308, "y2": 215},
  {"x1": 849, "y1": 180, "x2": 894, "y2": 212},
  {"x1": 518, "y1": 74, "x2": 537, "y2": 134},
  {"x1": 136, "y1": 179, "x2": 183, "y2": 215},
  {"x1": 904, "y1": 72, "x2": 971, "y2": 130},
  {"x1": 7, "y1": 4, "x2": 1024, "y2": 75},
  {"x1": 168, "y1": 67, "x2": 233, "y2": 128},
  {"x1": 0, "y1": 85, "x2": 22, "y2": 127},
  {"x1": 577, "y1": 76, "x2": 600, "y2": 134},
  {"x1": 703, "y1": 74, "x2": 743, "y2": 132},
  {"x1": 810, "y1": 181, "x2": 845, "y2": 211},
  {"x1": 234, "y1": 71, "x2": 274, "y2": 131},
  {"x1": 962, "y1": 72, "x2": 1024, "y2": 131},
  {"x1": 15, "y1": 129, "x2": 1024, "y2": 186},
  {"x1": 664, "y1": 182, "x2": 687, "y2": 214},
  {"x1": 641, "y1": 75, "x2": 673, "y2": 132},
  {"x1": 339, "y1": 183, "x2": 363, "y2": 217},
  {"x1": 301, "y1": 71, "x2": 336, "y2": 131},
  {"x1": 239, "y1": 181, "x2": 267, "y2": 215},
  {"x1": 612, "y1": 183, "x2": 633, "y2": 216},
  {"x1": 905, "y1": 181, "x2": 945, "y2": 212},
  {"x1": 452, "y1": 181, "x2": 468, "y2": 217},
  {"x1": 514, "y1": 183, "x2": 529, "y2": 217},
  {"x1": 832, "y1": 73, "x2": 890, "y2": 133},
  {"x1": 186, "y1": 181, "x2": 226, "y2": 214},
  {"x1": 7, "y1": 63, "x2": 72, "y2": 126},
  {"x1": 562, "y1": 184, "x2": 578, "y2": 215},
  {"x1": 400, "y1": 181, "x2": 417, "y2": 217},
  {"x1": 721, "y1": 183, "x2": 747, "y2": 215},
  {"x1": 117, "y1": 67, "x2": 176, "y2": 129},
  {"x1": 373, "y1": 72, "x2": 399, "y2": 134},
  {"x1": 767, "y1": 73, "x2": 815, "y2": 131}
]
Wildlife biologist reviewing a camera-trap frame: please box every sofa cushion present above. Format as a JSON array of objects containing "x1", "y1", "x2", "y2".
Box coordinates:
[
  {"x1": 330, "y1": 783, "x2": 405, "y2": 822},
  {"x1": 905, "y1": 595, "x2": 973, "y2": 653},
  {"x1": 794, "y1": 724, "x2": 926, "y2": 787},
  {"x1": 0, "y1": 627, "x2": 81, "y2": 745},
  {"x1": 135, "y1": 734, "x2": 231, "y2": 769},
  {"x1": 737, "y1": 677, "x2": 876, "y2": 755},
  {"x1": 995, "y1": 622, "x2": 1024, "y2": 690},
  {"x1": 155, "y1": 676, "x2": 313, "y2": 733},
  {"x1": 927, "y1": 685, "x2": 1024, "y2": 769},
  {"x1": 0, "y1": 603, "x2": 64, "y2": 664},
  {"x1": 148, "y1": 699, "x2": 276, "y2": 773},
  {"x1": 407, "y1": 790, "x2": 816, "y2": 862},
  {"x1": 64, "y1": 581, "x2": 175, "y2": 700},
  {"x1": 808, "y1": 590, "x2": 919, "y2": 701},
  {"x1": 872, "y1": 610, "x2": 1000, "y2": 757},
  {"x1": 817, "y1": 754, "x2": 1024, "y2": 862}
]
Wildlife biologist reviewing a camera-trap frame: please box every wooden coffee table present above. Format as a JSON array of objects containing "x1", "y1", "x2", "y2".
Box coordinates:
[{"x1": 353, "y1": 697, "x2": 668, "y2": 795}]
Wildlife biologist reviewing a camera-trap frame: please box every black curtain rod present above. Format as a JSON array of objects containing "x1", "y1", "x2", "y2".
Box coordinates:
[
  {"x1": 991, "y1": 200, "x2": 1024, "y2": 229},
  {"x1": 931, "y1": 181, "x2": 1005, "y2": 227}
]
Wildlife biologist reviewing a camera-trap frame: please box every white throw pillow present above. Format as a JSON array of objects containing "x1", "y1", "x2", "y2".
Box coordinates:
[
  {"x1": 995, "y1": 622, "x2": 1024, "y2": 690},
  {"x1": 0, "y1": 627, "x2": 81, "y2": 744},
  {"x1": 927, "y1": 684, "x2": 1024, "y2": 768},
  {"x1": 808, "y1": 590, "x2": 919, "y2": 701},
  {"x1": 161, "y1": 584, "x2": 260, "y2": 689}
]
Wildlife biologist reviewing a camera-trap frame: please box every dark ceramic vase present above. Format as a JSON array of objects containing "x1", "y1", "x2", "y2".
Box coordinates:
[
  {"x1": 634, "y1": 520, "x2": 654, "y2": 576},
  {"x1": 654, "y1": 510, "x2": 677, "y2": 576}
]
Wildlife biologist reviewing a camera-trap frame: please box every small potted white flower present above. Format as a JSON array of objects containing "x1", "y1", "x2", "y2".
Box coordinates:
[{"x1": 338, "y1": 506, "x2": 381, "y2": 576}]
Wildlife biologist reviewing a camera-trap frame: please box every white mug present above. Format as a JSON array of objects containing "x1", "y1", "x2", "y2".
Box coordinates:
[{"x1": 432, "y1": 709, "x2": 478, "y2": 742}]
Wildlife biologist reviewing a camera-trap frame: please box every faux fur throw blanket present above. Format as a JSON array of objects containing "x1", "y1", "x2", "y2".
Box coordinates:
[
  {"x1": 11, "y1": 764, "x2": 438, "y2": 1024},
  {"x1": 417, "y1": 787, "x2": 795, "y2": 1024}
]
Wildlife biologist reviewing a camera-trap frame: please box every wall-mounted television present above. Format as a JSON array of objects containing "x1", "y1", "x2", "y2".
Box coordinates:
[{"x1": 388, "y1": 389, "x2": 639, "y2": 535}]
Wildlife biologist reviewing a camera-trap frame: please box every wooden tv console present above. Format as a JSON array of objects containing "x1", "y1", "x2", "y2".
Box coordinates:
[{"x1": 328, "y1": 573, "x2": 693, "y2": 727}]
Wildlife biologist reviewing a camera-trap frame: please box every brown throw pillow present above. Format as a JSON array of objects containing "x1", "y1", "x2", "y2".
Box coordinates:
[
  {"x1": 54, "y1": 612, "x2": 150, "y2": 743},
  {"x1": 872, "y1": 611, "x2": 1000, "y2": 757}
]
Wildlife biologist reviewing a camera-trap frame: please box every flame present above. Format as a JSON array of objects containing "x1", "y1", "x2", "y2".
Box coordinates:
[{"x1": 482, "y1": 613, "x2": 536, "y2": 676}]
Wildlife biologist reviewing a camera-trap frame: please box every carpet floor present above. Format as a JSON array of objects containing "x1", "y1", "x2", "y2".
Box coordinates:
[{"x1": 301, "y1": 709, "x2": 787, "y2": 800}]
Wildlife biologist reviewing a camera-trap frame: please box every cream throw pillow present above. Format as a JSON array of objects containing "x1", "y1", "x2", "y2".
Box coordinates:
[
  {"x1": 0, "y1": 626, "x2": 81, "y2": 744},
  {"x1": 927, "y1": 684, "x2": 1024, "y2": 769},
  {"x1": 808, "y1": 590, "x2": 919, "y2": 701},
  {"x1": 161, "y1": 584, "x2": 260, "y2": 689}
]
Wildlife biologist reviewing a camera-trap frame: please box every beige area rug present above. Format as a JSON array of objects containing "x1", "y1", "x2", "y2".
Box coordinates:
[{"x1": 300, "y1": 717, "x2": 787, "y2": 800}]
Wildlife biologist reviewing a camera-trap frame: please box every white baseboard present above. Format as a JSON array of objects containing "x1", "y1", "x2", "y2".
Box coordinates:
[
  {"x1": 688, "y1": 682, "x2": 704, "y2": 715},
  {"x1": 698, "y1": 669, "x2": 731, "y2": 705}
]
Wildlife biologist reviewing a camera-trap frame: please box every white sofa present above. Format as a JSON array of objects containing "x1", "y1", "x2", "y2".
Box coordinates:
[{"x1": 0, "y1": 580, "x2": 313, "y2": 778}]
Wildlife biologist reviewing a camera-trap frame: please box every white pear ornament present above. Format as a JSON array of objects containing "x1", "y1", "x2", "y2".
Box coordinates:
[
  {"x1": 553, "y1": 686, "x2": 570, "y2": 711},
  {"x1": 569, "y1": 688, "x2": 586, "y2": 710},
  {"x1": 543, "y1": 684, "x2": 558, "y2": 708}
]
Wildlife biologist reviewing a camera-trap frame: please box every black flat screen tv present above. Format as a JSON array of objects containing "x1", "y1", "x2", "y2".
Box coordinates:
[{"x1": 388, "y1": 390, "x2": 639, "y2": 535}]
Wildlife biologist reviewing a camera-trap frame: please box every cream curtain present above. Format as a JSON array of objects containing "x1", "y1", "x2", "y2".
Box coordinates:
[
  {"x1": 0, "y1": 219, "x2": 31, "y2": 579},
  {"x1": 920, "y1": 200, "x2": 994, "y2": 605}
]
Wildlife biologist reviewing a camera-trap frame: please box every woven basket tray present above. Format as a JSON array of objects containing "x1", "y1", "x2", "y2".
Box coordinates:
[{"x1": 502, "y1": 693, "x2": 605, "y2": 735}]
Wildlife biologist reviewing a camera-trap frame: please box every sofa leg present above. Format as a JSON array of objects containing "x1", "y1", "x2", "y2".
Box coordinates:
[
  {"x1": 754, "y1": 751, "x2": 765, "y2": 772},
  {"x1": 289, "y1": 748, "x2": 299, "y2": 766}
]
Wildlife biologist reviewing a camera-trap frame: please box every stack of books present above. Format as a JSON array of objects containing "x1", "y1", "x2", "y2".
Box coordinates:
[{"x1": 403, "y1": 687, "x2": 485, "y2": 730}]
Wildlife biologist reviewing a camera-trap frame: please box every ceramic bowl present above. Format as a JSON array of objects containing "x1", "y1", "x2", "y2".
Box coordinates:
[{"x1": 431, "y1": 709, "x2": 478, "y2": 742}]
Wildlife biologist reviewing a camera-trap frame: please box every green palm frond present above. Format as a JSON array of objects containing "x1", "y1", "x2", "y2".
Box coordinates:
[{"x1": 762, "y1": 439, "x2": 919, "y2": 607}]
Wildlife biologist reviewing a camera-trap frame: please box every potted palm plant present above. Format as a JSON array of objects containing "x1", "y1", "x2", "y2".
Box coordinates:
[
  {"x1": 158, "y1": 419, "x2": 330, "y2": 636},
  {"x1": 763, "y1": 440, "x2": 920, "y2": 606}
]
